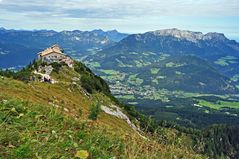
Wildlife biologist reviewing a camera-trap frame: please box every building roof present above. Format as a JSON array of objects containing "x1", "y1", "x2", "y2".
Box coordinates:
[{"x1": 38, "y1": 44, "x2": 65, "y2": 57}]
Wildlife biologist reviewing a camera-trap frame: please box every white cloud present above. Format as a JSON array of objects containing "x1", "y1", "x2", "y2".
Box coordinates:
[
  {"x1": 1, "y1": 0, "x2": 239, "y2": 18},
  {"x1": 0, "y1": 0, "x2": 238, "y2": 38}
]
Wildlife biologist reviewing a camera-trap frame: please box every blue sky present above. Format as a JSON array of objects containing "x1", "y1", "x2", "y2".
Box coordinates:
[{"x1": 0, "y1": 0, "x2": 239, "y2": 40}]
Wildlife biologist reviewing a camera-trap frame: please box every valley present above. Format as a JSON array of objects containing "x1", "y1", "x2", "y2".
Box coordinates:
[{"x1": 82, "y1": 29, "x2": 239, "y2": 128}]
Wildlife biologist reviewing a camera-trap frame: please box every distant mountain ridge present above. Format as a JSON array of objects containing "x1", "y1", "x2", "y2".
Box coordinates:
[
  {"x1": 91, "y1": 29, "x2": 129, "y2": 42},
  {"x1": 150, "y1": 28, "x2": 228, "y2": 42},
  {"x1": 0, "y1": 27, "x2": 128, "y2": 68},
  {"x1": 105, "y1": 28, "x2": 239, "y2": 57},
  {"x1": 99, "y1": 28, "x2": 239, "y2": 77}
]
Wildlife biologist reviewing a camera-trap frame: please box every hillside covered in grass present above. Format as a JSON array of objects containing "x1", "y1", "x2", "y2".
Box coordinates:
[{"x1": 0, "y1": 58, "x2": 206, "y2": 158}]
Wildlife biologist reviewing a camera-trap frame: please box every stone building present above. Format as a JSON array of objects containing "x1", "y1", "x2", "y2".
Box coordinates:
[{"x1": 38, "y1": 44, "x2": 74, "y2": 67}]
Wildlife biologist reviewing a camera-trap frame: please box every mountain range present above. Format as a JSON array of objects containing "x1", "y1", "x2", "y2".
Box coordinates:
[
  {"x1": 84, "y1": 28, "x2": 239, "y2": 127},
  {"x1": 96, "y1": 28, "x2": 239, "y2": 76},
  {"x1": 0, "y1": 27, "x2": 128, "y2": 68},
  {"x1": 86, "y1": 28, "x2": 239, "y2": 94}
]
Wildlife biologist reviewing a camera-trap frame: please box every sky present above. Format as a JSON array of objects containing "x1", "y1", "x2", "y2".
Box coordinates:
[{"x1": 0, "y1": 0, "x2": 239, "y2": 40}]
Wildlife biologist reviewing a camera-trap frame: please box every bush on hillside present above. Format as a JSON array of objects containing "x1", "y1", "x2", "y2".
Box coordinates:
[
  {"x1": 88, "y1": 102, "x2": 101, "y2": 120},
  {"x1": 51, "y1": 62, "x2": 62, "y2": 73},
  {"x1": 0, "y1": 66, "x2": 33, "y2": 83}
]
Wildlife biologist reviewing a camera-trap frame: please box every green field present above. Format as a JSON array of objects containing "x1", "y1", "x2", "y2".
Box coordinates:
[
  {"x1": 214, "y1": 56, "x2": 238, "y2": 66},
  {"x1": 158, "y1": 53, "x2": 170, "y2": 61},
  {"x1": 100, "y1": 69, "x2": 119, "y2": 75},
  {"x1": 116, "y1": 59, "x2": 133, "y2": 68},
  {"x1": 150, "y1": 68, "x2": 160, "y2": 74},
  {"x1": 127, "y1": 74, "x2": 144, "y2": 86},
  {"x1": 198, "y1": 100, "x2": 239, "y2": 110},
  {"x1": 141, "y1": 91, "x2": 170, "y2": 102},
  {"x1": 91, "y1": 62, "x2": 101, "y2": 67},
  {"x1": 165, "y1": 62, "x2": 184, "y2": 68},
  {"x1": 142, "y1": 52, "x2": 157, "y2": 56},
  {"x1": 152, "y1": 79, "x2": 159, "y2": 84},
  {"x1": 237, "y1": 85, "x2": 239, "y2": 90},
  {"x1": 115, "y1": 95, "x2": 135, "y2": 100},
  {"x1": 175, "y1": 71, "x2": 184, "y2": 75},
  {"x1": 231, "y1": 74, "x2": 239, "y2": 82},
  {"x1": 134, "y1": 60, "x2": 151, "y2": 67}
]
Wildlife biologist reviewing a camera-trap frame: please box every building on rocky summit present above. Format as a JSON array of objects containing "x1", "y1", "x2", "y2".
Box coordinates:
[{"x1": 38, "y1": 44, "x2": 74, "y2": 67}]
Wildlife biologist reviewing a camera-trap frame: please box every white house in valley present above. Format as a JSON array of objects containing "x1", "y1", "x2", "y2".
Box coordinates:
[{"x1": 38, "y1": 44, "x2": 74, "y2": 67}]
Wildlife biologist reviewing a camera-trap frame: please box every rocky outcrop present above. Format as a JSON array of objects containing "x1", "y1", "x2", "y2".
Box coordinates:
[{"x1": 101, "y1": 105, "x2": 145, "y2": 138}]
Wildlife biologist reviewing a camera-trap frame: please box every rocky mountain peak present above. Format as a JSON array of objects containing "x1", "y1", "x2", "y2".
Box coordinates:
[
  {"x1": 204, "y1": 32, "x2": 227, "y2": 41},
  {"x1": 107, "y1": 29, "x2": 119, "y2": 33},
  {"x1": 150, "y1": 28, "x2": 204, "y2": 42},
  {"x1": 149, "y1": 28, "x2": 229, "y2": 43},
  {"x1": 91, "y1": 29, "x2": 104, "y2": 34}
]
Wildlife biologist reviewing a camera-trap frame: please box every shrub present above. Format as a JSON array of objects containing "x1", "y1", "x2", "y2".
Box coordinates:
[
  {"x1": 51, "y1": 62, "x2": 62, "y2": 73},
  {"x1": 0, "y1": 62, "x2": 35, "y2": 82},
  {"x1": 88, "y1": 102, "x2": 101, "y2": 120}
]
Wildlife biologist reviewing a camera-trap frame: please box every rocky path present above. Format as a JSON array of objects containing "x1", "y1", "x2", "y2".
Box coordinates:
[{"x1": 33, "y1": 65, "x2": 57, "y2": 83}]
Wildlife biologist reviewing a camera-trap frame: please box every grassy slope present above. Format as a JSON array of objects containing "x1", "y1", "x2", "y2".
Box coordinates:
[{"x1": 0, "y1": 66, "x2": 205, "y2": 158}]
